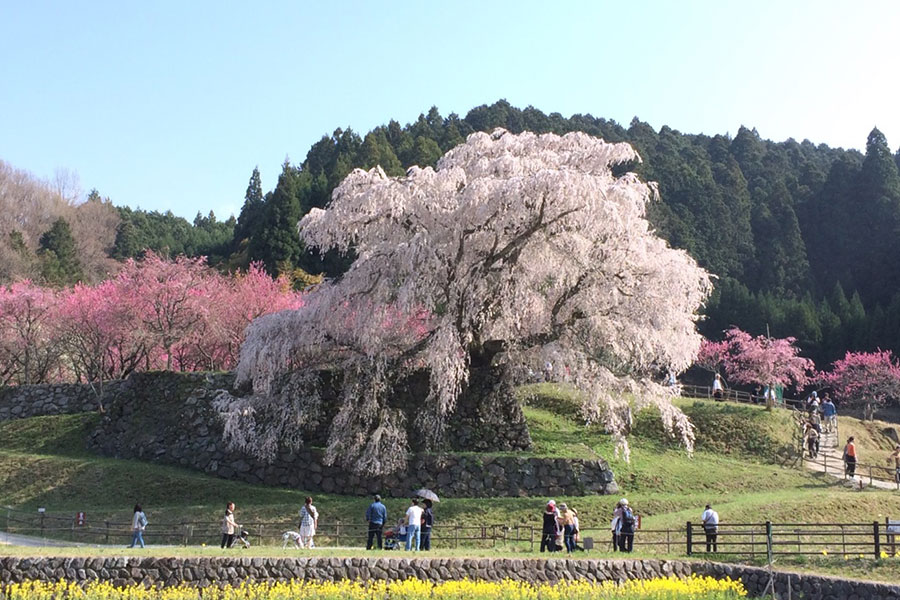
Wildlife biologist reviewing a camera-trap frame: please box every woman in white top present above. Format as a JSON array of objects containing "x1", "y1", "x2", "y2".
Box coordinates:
[
  {"x1": 221, "y1": 502, "x2": 238, "y2": 548},
  {"x1": 128, "y1": 504, "x2": 147, "y2": 549},
  {"x1": 299, "y1": 497, "x2": 318, "y2": 548},
  {"x1": 610, "y1": 500, "x2": 623, "y2": 551}
]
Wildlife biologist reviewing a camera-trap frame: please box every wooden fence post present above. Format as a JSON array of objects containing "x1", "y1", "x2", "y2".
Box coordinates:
[
  {"x1": 686, "y1": 522, "x2": 693, "y2": 556},
  {"x1": 766, "y1": 521, "x2": 773, "y2": 564},
  {"x1": 874, "y1": 521, "x2": 881, "y2": 559}
]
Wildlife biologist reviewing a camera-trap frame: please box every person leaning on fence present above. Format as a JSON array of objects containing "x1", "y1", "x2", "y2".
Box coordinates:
[
  {"x1": 701, "y1": 504, "x2": 719, "y2": 553},
  {"x1": 221, "y1": 502, "x2": 238, "y2": 549},
  {"x1": 888, "y1": 445, "x2": 900, "y2": 484},
  {"x1": 365, "y1": 494, "x2": 387, "y2": 550},
  {"x1": 617, "y1": 498, "x2": 635, "y2": 553},
  {"x1": 128, "y1": 504, "x2": 147, "y2": 549},
  {"x1": 843, "y1": 437, "x2": 857, "y2": 479},
  {"x1": 541, "y1": 500, "x2": 560, "y2": 552}
]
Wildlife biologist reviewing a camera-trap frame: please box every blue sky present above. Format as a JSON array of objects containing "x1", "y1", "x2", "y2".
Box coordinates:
[{"x1": 2, "y1": 1, "x2": 898, "y2": 221}]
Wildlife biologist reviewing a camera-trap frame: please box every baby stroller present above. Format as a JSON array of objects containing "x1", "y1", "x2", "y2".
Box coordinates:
[
  {"x1": 236, "y1": 528, "x2": 251, "y2": 549},
  {"x1": 383, "y1": 525, "x2": 408, "y2": 550}
]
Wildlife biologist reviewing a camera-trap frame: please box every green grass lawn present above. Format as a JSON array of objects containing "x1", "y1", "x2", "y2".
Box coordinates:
[{"x1": 2, "y1": 389, "x2": 900, "y2": 584}]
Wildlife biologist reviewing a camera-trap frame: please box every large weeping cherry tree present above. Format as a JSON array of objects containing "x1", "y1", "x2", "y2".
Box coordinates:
[{"x1": 217, "y1": 129, "x2": 713, "y2": 475}]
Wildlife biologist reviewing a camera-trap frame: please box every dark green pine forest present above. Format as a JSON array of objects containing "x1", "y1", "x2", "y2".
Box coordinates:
[{"x1": 112, "y1": 100, "x2": 900, "y2": 367}]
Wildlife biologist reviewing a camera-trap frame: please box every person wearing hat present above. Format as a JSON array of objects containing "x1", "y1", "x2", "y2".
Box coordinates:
[
  {"x1": 617, "y1": 498, "x2": 635, "y2": 552},
  {"x1": 365, "y1": 494, "x2": 387, "y2": 550},
  {"x1": 540, "y1": 500, "x2": 560, "y2": 552},
  {"x1": 558, "y1": 503, "x2": 577, "y2": 553},
  {"x1": 701, "y1": 504, "x2": 719, "y2": 552}
]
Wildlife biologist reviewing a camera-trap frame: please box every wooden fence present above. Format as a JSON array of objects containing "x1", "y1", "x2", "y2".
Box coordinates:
[{"x1": 5, "y1": 508, "x2": 899, "y2": 558}]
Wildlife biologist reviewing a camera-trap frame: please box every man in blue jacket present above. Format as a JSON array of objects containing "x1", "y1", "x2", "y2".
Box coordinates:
[{"x1": 366, "y1": 494, "x2": 387, "y2": 549}]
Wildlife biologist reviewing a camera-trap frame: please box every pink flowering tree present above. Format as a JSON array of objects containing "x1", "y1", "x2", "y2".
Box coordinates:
[
  {"x1": 174, "y1": 263, "x2": 303, "y2": 371},
  {"x1": 696, "y1": 339, "x2": 729, "y2": 374},
  {"x1": 819, "y1": 350, "x2": 900, "y2": 416},
  {"x1": 56, "y1": 280, "x2": 148, "y2": 407},
  {"x1": 721, "y1": 327, "x2": 816, "y2": 410},
  {"x1": 115, "y1": 252, "x2": 211, "y2": 371},
  {"x1": 221, "y1": 129, "x2": 713, "y2": 474},
  {"x1": 0, "y1": 281, "x2": 63, "y2": 385}
]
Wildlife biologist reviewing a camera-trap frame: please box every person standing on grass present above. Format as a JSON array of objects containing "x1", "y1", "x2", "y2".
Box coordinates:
[
  {"x1": 617, "y1": 499, "x2": 635, "y2": 552},
  {"x1": 558, "y1": 502, "x2": 576, "y2": 553},
  {"x1": 610, "y1": 500, "x2": 623, "y2": 552},
  {"x1": 712, "y1": 373, "x2": 724, "y2": 400},
  {"x1": 843, "y1": 437, "x2": 857, "y2": 478},
  {"x1": 221, "y1": 502, "x2": 237, "y2": 549},
  {"x1": 541, "y1": 500, "x2": 560, "y2": 552},
  {"x1": 299, "y1": 497, "x2": 318, "y2": 548},
  {"x1": 888, "y1": 445, "x2": 900, "y2": 484},
  {"x1": 701, "y1": 504, "x2": 719, "y2": 553},
  {"x1": 421, "y1": 499, "x2": 434, "y2": 551},
  {"x1": 365, "y1": 494, "x2": 387, "y2": 550},
  {"x1": 128, "y1": 504, "x2": 147, "y2": 548},
  {"x1": 404, "y1": 498, "x2": 423, "y2": 551}
]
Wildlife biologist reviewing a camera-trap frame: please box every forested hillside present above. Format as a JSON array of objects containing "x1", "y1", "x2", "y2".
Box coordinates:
[{"x1": 3, "y1": 100, "x2": 900, "y2": 365}]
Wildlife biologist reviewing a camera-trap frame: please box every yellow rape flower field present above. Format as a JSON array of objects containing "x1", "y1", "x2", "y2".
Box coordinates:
[{"x1": 1, "y1": 576, "x2": 746, "y2": 600}]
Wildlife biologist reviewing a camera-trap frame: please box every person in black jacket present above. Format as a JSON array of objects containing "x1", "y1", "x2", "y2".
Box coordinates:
[
  {"x1": 421, "y1": 499, "x2": 434, "y2": 550},
  {"x1": 540, "y1": 500, "x2": 560, "y2": 552}
]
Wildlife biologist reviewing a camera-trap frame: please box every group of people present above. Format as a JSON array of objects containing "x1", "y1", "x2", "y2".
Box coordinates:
[
  {"x1": 219, "y1": 497, "x2": 320, "y2": 549},
  {"x1": 540, "y1": 500, "x2": 581, "y2": 553},
  {"x1": 366, "y1": 495, "x2": 435, "y2": 551}
]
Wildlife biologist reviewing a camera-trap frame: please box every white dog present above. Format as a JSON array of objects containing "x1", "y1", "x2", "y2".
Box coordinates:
[{"x1": 282, "y1": 530, "x2": 303, "y2": 549}]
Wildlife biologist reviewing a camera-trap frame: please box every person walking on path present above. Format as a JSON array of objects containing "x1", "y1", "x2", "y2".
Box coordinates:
[
  {"x1": 365, "y1": 494, "x2": 387, "y2": 550},
  {"x1": 617, "y1": 499, "x2": 635, "y2": 552},
  {"x1": 843, "y1": 437, "x2": 858, "y2": 479},
  {"x1": 221, "y1": 502, "x2": 238, "y2": 549},
  {"x1": 128, "y1": 504, "x2": 147, "y2": 549},
  {"x1": 404, "y1": 498, "x2": 423, "y2": 551},
  {"x1": 701, "y1": 504, "x2": 719, "y2": 553},
  {"x1": 888, "y1": 445, "x2": 900, "y2": 484},
  {"x1": 805, "y1": 421, "x2": 819, "y2": 459},
  {"x1": 299, "y1": 497, "x2": 318, "y2": 548},
  {"x1": 421, "y1": 499, "x2": 434, "y2": 551},
  {"x1": 541, "y1": 500, "x2": 560, "y2": 552},
  {"x1": 822, "y1": 396, "x2": 837, "y2": 433}
]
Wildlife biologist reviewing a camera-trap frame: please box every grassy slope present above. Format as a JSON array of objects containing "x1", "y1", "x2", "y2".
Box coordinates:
[{"x1": 2, "y1": 392, "x2": 900, "y2": 583}]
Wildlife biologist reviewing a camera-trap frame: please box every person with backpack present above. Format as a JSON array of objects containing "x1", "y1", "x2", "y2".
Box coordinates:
[
  {"x1": 617, "y1": 498, "x2": 635, "y2": 552},
  {"x1": 128, "y1": 504, "x2": 147, "y2": 548}
]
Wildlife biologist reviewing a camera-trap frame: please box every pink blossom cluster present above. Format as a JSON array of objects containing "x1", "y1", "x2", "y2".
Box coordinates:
[
  {"x1": 818, "y1": 349, "x2": 900, "y2": 408},
  {"x1": 0, "y1": 252, "x2": 302, "y2": 386},
  {"x1": 698, "y1": 328, "x2": 815, "y2": 391}
]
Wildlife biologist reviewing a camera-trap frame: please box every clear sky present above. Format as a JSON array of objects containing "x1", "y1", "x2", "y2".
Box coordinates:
[{"x1": 2, "y1": 1, "x2": 898, "y2": 221}]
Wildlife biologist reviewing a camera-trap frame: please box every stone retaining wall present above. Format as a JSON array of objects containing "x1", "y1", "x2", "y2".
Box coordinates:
[
  {"x1": 1, "y1": 556, "x2": 897, "y2": 599},
  {"x1": 87, "y1": 373, "x2": 615, "y2": 497},
  {"x1": 2, "y1": 371, "x2": 617, "y2": 497},
  {"x1": 0, "y1": 381, "x2": 128, "y2": 420}
]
